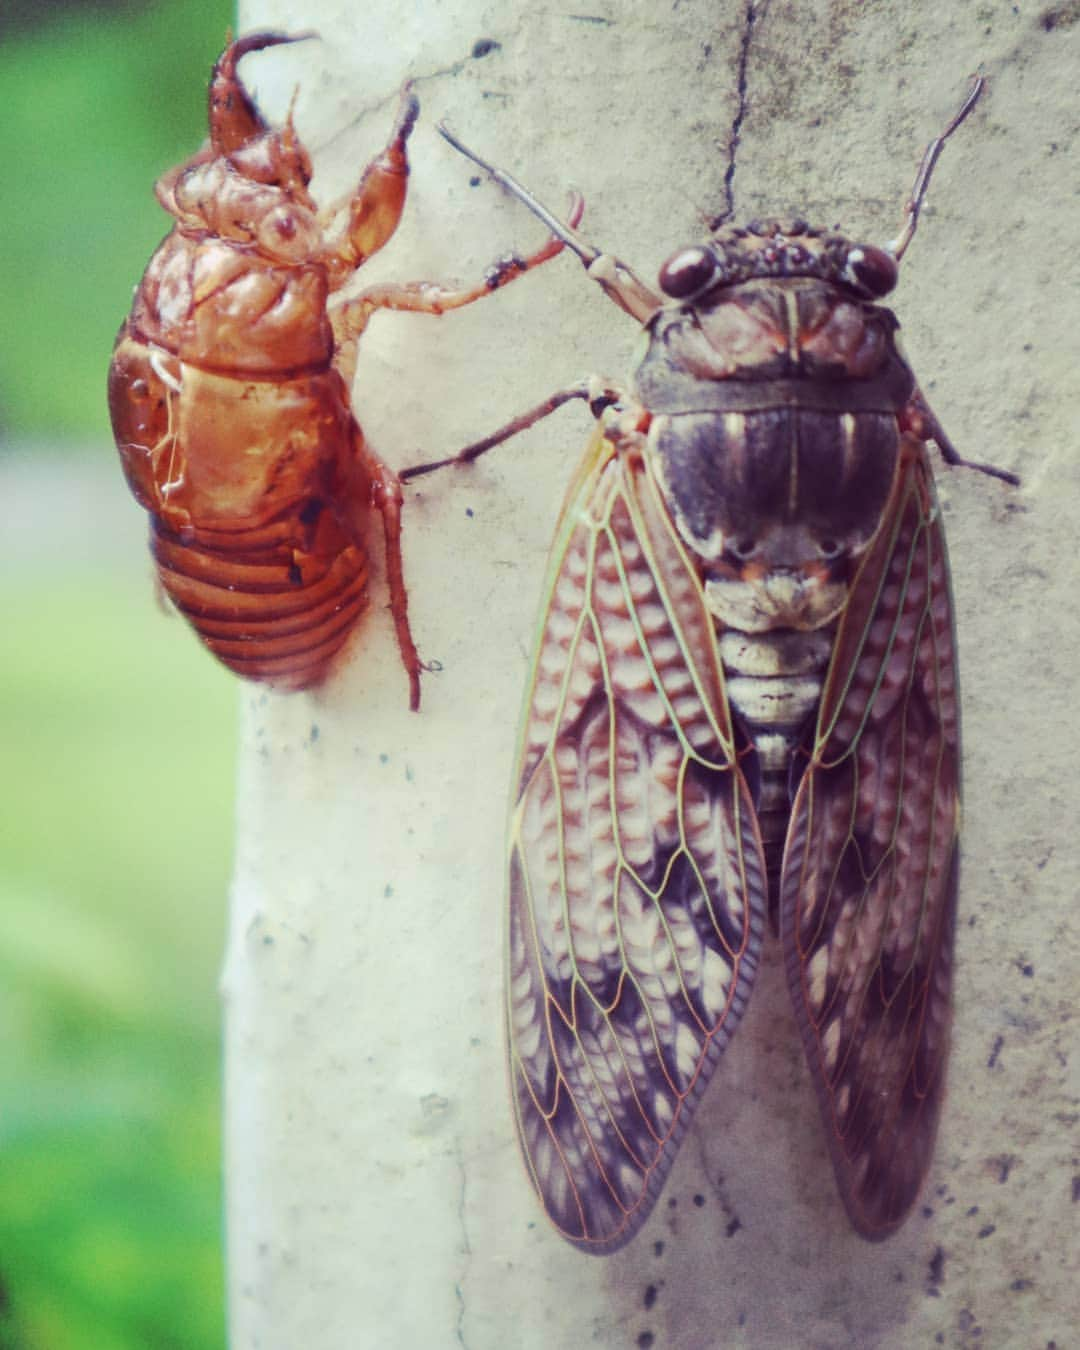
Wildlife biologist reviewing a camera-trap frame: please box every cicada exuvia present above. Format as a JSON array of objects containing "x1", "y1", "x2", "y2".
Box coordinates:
[
  {"x1": 406, "y1": 79, "x2": 1017, "y2": 1248},
  {"x1": 108, "y1": 32, "x2": 578, "y2": 707}
]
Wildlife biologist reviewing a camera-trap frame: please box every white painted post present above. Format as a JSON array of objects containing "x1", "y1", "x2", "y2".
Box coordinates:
[{"x1": 223, "y1": 4, "x2": 1067, "y2": 1347}]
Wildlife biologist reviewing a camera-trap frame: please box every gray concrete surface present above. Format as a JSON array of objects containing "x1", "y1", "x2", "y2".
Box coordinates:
[{"x1": 224, "y1": 3, "x2": 1080, "y2": 1346}]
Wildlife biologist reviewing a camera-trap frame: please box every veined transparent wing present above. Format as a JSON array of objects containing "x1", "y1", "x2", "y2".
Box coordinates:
[
  {"x1": 781, "y1": 436, "x2": 960, "y2": 1238},
  {"x1": 507, "y1": 426, "x2": 768, "y2": 1252}
]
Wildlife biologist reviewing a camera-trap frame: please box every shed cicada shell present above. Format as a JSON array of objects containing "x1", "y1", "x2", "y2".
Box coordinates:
[
  {"x1": 107, "y1": 32, "x2": 577, "y2": 707},
  {"x1": 405, "y1": 80, "x2": 1017, "y2": 1246}
]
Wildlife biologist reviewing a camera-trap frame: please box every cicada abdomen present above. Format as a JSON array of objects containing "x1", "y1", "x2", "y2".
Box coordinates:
[
  {"x1": 108, "y1": 32, "x2": 579, "y2": 707},
  {"x1": 409, "y1": 80, "x2": 1017, "y2": 1247}
]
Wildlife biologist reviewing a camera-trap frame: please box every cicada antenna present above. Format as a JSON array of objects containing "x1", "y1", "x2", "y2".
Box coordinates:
[
  {"x1": 888, "y1": 74, "x2": 985, "y2": 261},
  {"x1": 437, "y1": 122, "x2": 595, "y2": 261},
  {"x1": 437, "y1": 122, "x2": 662, "y2": 322}
]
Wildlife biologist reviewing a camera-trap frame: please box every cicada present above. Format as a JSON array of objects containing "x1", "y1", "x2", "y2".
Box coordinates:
[
  {"x1": 406, "y1": 81, "x2": 1017, "y2": 1247},
  {"x1": 107, "y1": 32, "x2": 577, "y2": 707}
]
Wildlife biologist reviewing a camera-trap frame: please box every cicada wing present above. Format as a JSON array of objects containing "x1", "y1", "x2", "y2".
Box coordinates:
[
  {"x1": 781, "y1": 436, "x2": 960, "y2": 1238},
  {"x1": 507, "y1": 428, "x2": 768, "y2": 1253}
]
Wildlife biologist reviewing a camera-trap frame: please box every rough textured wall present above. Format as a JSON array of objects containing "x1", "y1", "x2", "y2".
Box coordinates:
[{"x1": 226, "y1": 3, "x2": 1079, "y2": 1346}]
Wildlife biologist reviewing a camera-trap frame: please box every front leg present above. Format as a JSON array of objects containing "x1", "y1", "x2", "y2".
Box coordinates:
[
  {"x1": 400, "y1": 375, "x2": 625, "y2": 481},
  {"x1": 321, "y1": 83, "x2": 421, "y2": 289},
  {"x1": 329, "y1": 193, "x2": 585, "y2": 369}
]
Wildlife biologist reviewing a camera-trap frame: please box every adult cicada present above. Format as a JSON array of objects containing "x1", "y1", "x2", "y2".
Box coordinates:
[
  {"x1": 406, "y1": 81, "x2": 1017, "y2": 1247},
  {"x1": 108, "y1": 32, "x2": 576, "y2": 707}
]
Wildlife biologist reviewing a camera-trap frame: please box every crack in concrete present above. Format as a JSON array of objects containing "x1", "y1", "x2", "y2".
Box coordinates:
[
  {"x1": 453, "y1": 1135, "x2": 472, "y2": 1349},
  {"x1": 715, "y1": 0, "x2": 771, "y2": 227},
  {"x1": 314, "y1": 42, "x2": 498, "y2": 157}
]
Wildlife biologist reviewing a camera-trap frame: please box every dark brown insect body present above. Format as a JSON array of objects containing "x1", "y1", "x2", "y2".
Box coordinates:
[
  {"x1": 109, "y1": 33, "x2": 574, "y2": 706},
  {"x1": 408, "y1": 85, "x2": 1016, "y2": 1249}
]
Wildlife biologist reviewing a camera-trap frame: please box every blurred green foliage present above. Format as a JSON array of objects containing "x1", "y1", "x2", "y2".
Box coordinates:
[
  {"x1": 1, "y1": 3, "x2": 238, "y2": 1345},
  {"x1": 0, "y1": 566, "x2": 236, "y2": 1349},
  {"x1": 0, "y1": 0, "x2": 233, "y2": 440},
  {"x1": 0, "y1": 561, "x2": 236, "y2": 1350}
]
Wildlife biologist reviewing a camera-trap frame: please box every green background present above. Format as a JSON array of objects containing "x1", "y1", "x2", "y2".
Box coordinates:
[{"x1": 1, "y1": 2, "x2": 238, "y2": 1346}]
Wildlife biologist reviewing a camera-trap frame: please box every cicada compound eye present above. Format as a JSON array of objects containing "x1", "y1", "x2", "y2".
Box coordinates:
[
  {"x1": 843, "y1": 244, "x2": 899, "y2": 298},
  {"x1": 658, "y1": 245, "x2": 718, "y2": 299}
]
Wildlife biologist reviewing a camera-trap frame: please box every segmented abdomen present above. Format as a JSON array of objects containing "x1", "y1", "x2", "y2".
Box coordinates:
[
  {"x1": 718, "y1": 623, "x2": 836, "y2": 890},
  {"x1": 151, "y1": 509, "x2": 367, "y2": 689}
]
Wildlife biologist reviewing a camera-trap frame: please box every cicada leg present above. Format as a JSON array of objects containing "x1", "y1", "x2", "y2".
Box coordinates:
[
  {"x1": 329, "y1": 191, "x2": 586, "y2": 380},
  {"x1": 209, "y1": 32, "x2": 314, "y2": 154},
  {"x1": 902, "y1": 388, "x2": 1021, "y2": 486},
  {"x1": 435, "y1": 121, "x2": 662, "y2": 322},
  {"x1": 399, "y1": 378, "x2": 629, "y2": 481},
  {"x1": 319, "y1": 83, "x2": 420, "y2": 289},
  {"x1": 337, "y1": 425, "x2": 423, "y2": 711},
  {"x1": 400, "y1": 384, "x2": 592, "y2": 482}
]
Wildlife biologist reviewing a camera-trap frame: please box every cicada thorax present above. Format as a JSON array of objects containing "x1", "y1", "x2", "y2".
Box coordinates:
[
  {"x1": 109, "y1": 223, "x2": 371, "y2": 690},
  {"x1": 633, "y1": 242, "x2": 914, "y2": 905}
]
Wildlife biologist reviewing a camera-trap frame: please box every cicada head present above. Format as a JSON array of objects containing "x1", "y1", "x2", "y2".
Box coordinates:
[
  {"x1": 658, "y1": 220, "x2": 900, "y2": 304},
  {"x1": 654, "y1": 69, "x2": 987, "y2": 310},
  {"x1": 633, "y1": 221, "x2": 916, "y2": 433}
]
